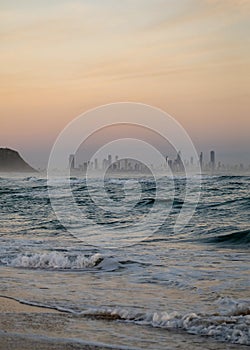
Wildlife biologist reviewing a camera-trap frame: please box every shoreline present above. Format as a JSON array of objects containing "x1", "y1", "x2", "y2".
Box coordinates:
[
  {"x1": 0, "y1": 296, "x2": 249, "y2": 350},
  {"x1": 0, "y1": 331, "x2": 120, "y2": 350},
  {"x1": 0, "y1": 295, "x2": 60, "y2": 314},
  {"x1": 0, "y1": 296, "x2": 117, "y2": 350}
]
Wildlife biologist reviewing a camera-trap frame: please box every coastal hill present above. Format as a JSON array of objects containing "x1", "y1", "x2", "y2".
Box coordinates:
[{"x1": 0, "y1": 148, "x2": 37, "y2": 172}]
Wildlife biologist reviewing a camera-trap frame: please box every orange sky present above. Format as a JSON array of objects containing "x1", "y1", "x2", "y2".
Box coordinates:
[{"x1": 0, "y1": 0, "x2": 249, "y2": 167}]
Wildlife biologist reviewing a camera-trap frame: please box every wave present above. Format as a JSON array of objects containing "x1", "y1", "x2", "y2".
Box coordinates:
[
  {"x1": 2, "y1": 292, "x2": 249, "y2": 345},
  {"x1": 199, "y1": 197, "x2": 250, "y2": 210},
  {"x1": 216, "y1": 296, "x2": 250, "y2": 316},
  {"x1": 205, "y1": 229, "x2": 250, "y2": 246},
  {"x1": 4, "y1": 295, "x2": 249, "y2": 345},
  {"x1": 78, "y1": 300, "x2": 249, "y2": 345},
  {"x1": 212, "y1": 175, "x2": 250, "y2": 181},
  {"x1": 23, "y1": 176, "x2": 38, "y2": 181},
  {"x1": 5, "y1": 252, "x2": 104, "y2": 270}
]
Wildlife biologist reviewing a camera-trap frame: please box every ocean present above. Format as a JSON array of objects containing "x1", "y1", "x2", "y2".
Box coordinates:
[{"x1": 0, "y1": 174, "x2": 249, "y2": 349}]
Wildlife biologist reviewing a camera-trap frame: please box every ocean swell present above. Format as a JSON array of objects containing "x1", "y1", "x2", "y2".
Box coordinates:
[{"x1": 205, "y1": 229, "x2": 250, "y2": 246}]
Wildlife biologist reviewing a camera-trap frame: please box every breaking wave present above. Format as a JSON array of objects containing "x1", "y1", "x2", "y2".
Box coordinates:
[
  {"x1": 80, "y1": 300, "x2": 250, "y2": 345},
  {"x1": 4, "y1": 294, "x2": 249, "y2": 345},
  {"x1": 4, "y1": 252, "x2": 104, "y2": 269}
]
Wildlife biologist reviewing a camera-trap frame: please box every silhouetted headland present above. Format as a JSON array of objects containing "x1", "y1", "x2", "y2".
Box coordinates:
[{"x1": 0, "y1": 148, "x2": 37, "y2": 172}]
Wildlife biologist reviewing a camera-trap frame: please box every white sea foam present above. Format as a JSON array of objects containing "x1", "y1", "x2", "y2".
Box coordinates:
[
  {"x1": 216, "y1": 296, "x2": 250, "y2": 316},
  {"x1": 81, "y1": 305, "x2": 250, "y2": 345},
  {"x1": 9, "y1": 252, "x2": 103, "y2": 269}
]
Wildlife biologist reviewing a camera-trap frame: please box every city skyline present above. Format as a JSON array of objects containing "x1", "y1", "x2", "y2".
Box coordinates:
[{"x1": 69, "y1": 149, "x2": 250, "y2": 174}]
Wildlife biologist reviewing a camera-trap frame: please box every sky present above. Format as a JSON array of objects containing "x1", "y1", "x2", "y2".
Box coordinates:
[{"x1": 0, "y1": 0, "x2": 249, "y2": 168}]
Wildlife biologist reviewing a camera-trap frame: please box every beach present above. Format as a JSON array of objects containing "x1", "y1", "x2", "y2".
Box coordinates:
[
  {"x1": 0, "y1": 296, "x2": 115, "y2": 350},
  {"x1": 1, "y1": 295, "x2": 249, "y2": 350}
]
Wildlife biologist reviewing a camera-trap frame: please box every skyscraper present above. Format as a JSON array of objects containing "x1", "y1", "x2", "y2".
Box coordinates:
[
  {"x1": 108, "y1": 154, "x2": 112, "y2": 167},
  {"x1": 94, "y1": 158, "x2": 98, "y2": 170},
  {"x1": 210, "y1": 150, "x2": 215, "y2": 170},
  {"x1": 175, "y1": 151, "x2": 184, "y2": 172},
  {"x1": 115, "y1": 155, "x2": 120, "y2": 170},
  {"x1": 199, "y1": 152, "x2": 203, "y2": 170},
  {"x1": 69, "y1": 154, "x2": 75, "y2": 169}
]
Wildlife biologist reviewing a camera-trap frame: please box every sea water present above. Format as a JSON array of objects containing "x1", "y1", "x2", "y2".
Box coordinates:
[{"x1": 0, "y1": 174, "x2": 249, "y2": 348}]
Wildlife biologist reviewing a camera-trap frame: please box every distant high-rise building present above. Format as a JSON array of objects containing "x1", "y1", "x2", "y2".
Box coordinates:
[
  {"x1": 168, "y1": 159, "x2": 173, "y2": 170},
  {"x1": 210, "y1": 150, "x2": 215, "y2": 170},
  {"x1": 103, "y1": 158, "x2": 108, "y2": 169},
  {"x1": 69, "y1": 154, "x2": 75, "y2": 169},
  {"x1": 199, "y1": 152, "x2": 203, "y2": 170},
  {"x1": 94, "y1": 158, "x2": 98, "y2": 170},
  {"x1": 107, "y1": 155, "x2": 112, "y2": 168},
  {"x1": 115, "y1": 155, "x2": 120, "y2": 170},
  {"x1": 175, "y1": 151, "x2": 184, "y2": 172},
  {"x1": 125, "y1": 159, "x2": 128, "y2": 171}
]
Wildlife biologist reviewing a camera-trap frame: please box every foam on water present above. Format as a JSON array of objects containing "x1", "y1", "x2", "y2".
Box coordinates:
[
  {"x1": 80, "y1": 303, "x2": 250, "y2": 345},
  {"x1": 216, "y1": 296, "x2": 250, "y2": 316},
  {"x1": 7, "y1": 252, "x2": 104, "y2": 269}
]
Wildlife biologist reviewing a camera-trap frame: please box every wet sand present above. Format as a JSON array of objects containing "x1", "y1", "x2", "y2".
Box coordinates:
[
  {"x1": 0, "y1": 296, "x2": 111, "y2": 350},
  {"x1": 0, "y1": 332, "x2": 126, "y2": 350},
  {"x1": 0, "y1": 296, "x2": 249, "y2": 350},
  {"x1": 0, "y1": 296, "x2": 59, "y2": 313}
]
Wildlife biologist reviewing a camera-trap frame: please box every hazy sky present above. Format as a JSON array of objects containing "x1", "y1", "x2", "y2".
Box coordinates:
[{"x1": 1, "y1": 0, "x2": 249, "y2": 168}]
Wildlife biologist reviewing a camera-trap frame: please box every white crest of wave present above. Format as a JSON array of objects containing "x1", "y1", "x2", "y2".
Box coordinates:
[
  {"x1": 216, "y1": 296, "x2": 250, "y2": 316},
  {"x1": 10, "y1": 252, "x2": 103, "y2": 269},
  {"x1": 82, "y1": 306, "x2": 250, "y2": 345}
]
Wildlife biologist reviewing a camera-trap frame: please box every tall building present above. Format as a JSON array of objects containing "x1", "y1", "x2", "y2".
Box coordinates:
[
  {"x1": 94, "y1": 158, "x2": 98, "y2": 170},
  {"x1": 199, "y1": 152, "x2": 203, "y2": 170},
  {"x1": 210, "y1": 150, "x2": 215, "y2": 170},
  {"x1": 175, "y1": 151, "x2": 184, "y2": 172},
  {"x1": 102, "y1": 158, "x2": 108, "y2": 169},
  {"x1": 69, "y1": 154, "x2": 75, "y2": 169},
  {"x1": 125, "y1": 159, "x2": 128, "y2": 171},
  {"x1": 108, "y1": 154, "x2": 112, "y2": 167},
  {"x1": 168, "y1": 159, "x2": 173, "y2": 170},
  {"x1": 115, "y1": 155, "x2": 120, "y2": 170}
]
